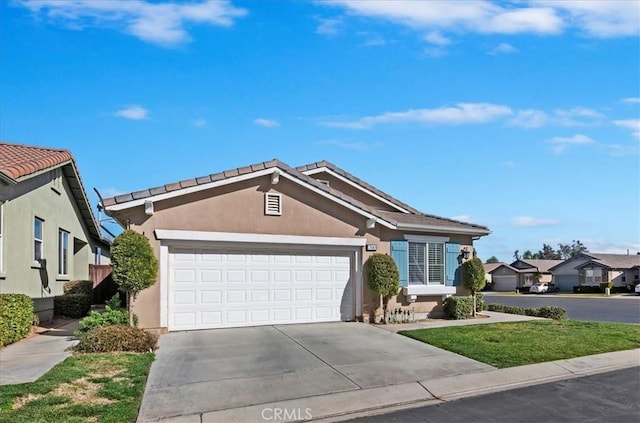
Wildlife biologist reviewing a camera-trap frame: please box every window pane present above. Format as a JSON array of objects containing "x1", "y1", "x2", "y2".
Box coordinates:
[
  {"x1": 409, "y1": 242, "x2": 426, "y2": 284},
  {"x1": 34, "y1": 218, "x2": 43, "y2": 239},
  {"x1": 59, "y1": 230, "x2": 69, "y2": 274},
  {"x1": 428, "y1": 243, "x2": 445, "y2": 285},
  {"x1": 34, "y1": 240, "x2": 42, "y2": 261}
]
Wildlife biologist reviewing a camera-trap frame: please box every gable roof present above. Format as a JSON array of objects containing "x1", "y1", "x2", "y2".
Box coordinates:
[
  {"x1": 0, "y1": 142, "x2": 107, "y2": 246},
  {"x1": 483, "y1": 262, "x2": 518, "y2": 274},
  {"x1": 511, "y1": 259, "x2": 563, "y2": 273},
  {"x1": 573, "y1": 253, "x2": 640, "y2": 270},
  {"x1": 0, "y1": 142, "x2": 73, "y2": 183},
  {"x1": 102, "y1": 159, "x2": 490, "y2": 236},
  {"x1": 297, "y1": 160, "x2": 421, "y2": 214}
]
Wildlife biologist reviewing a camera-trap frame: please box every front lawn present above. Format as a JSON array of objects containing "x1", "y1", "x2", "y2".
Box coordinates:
[
  {"x1": 400, "y1": 320, "x2": 640, "y2": 368},
  {"x1": 0, "y1": 353, "x2": 154, "y2": 423}
]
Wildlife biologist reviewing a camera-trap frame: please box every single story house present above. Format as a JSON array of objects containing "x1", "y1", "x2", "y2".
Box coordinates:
[
  {"x1": 483, "y1": 262, "x2": 519, "y2": 292},
  {"x1": 0, "y1": 142, "x2": 110, "y2": 321},
  {"x1": 510, "y1": 259, "x2": 562, "y2": 287},
  {"x1": 102, "y1": 159, "x2": 490, "y2": 332},
  {"x1": 550, "y1": 253, "x2": 640, "y2": 291}
]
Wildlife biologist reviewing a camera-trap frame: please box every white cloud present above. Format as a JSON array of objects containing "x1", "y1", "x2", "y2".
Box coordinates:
[
  {"x1": 548, "y1": 134, "x2": 595, "y2": 154},
  {"x1": 424, "y1": 31, "x2": 451, "y2": 46},
  {"x1": 192, "y1": 118, "x2": 206, "y2": 127},
  {"x1": 113, "y1": 105, "x2": 149, "y2": 120},
  {"x1": 488, "y1": 42, "x2": 518, "y2": 55},
  {"x1": 320, "y1": 103, "x2": 513, "y2": 129},
  {"x1": 580, "y1": 239, "x2": 640, "y2": 255},
  {"x1": 534, "y1": 0, "x2": 640, "y2": 38},
  {"x1": 451, "y1": 215, "x2": 484, "y2": 225},
  {"x1": 253, "y1": 118, "x2": 280, "y2": 128},
  {"x1": 621, "y1": 97, "x2": 640, "y2": 104},
  {"x1": 322, "y1": 0, "x2": 638, "y2": 39},
  {"x1": 18, "y1": 0, "x2": 247, "y2": 47},
  {"x1": 314, "y1": 140, "x2": 379, "y2": 151},
  {"x1": 512, "y1": 216, "x2": 560, "y2": 227},
  {"x1": 316, "y1": 17, "x2": 342, "y2": 36},
  {"x1": 508, "y1": 109, "x2": 548, "y2": 128},
  {"x1": 553, "y1": 107, "x2": 606, "y2": 126},
  {"x1": 614, "y1": 119, "x2": 640, "y2": 139}
]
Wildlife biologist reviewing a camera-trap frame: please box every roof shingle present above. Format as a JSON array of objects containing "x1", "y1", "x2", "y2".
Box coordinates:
[{"x1": 0, "y1": 142, "x2": 73, "y2": 181}]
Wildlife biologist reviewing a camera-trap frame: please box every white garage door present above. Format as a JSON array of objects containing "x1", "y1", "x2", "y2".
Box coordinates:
[
  {"x1": 492, "y1": 275, "x2": 518, "y2": 292},
  {"x1": 168, "y1": 249, "x2": 353, "y2": 330}
]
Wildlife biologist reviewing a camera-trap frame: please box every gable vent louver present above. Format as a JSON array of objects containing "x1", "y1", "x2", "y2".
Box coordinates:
[{"x1": 265, "y1": 193, "x2": 282, "y2": 216}]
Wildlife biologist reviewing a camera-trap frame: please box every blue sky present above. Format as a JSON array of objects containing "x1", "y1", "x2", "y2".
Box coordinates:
[{"x1": 1, "y1": 0, "x2": 639, "y2": 261}]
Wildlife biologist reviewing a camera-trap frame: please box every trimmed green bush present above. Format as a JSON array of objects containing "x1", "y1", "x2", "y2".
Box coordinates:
[
  {"x1": 487, "y1": 303, "x2": 567, "y2": 320},
  {"x1": 63, "y1": 280, "x2": 93, "y2": 297},
  {"x1": 75, "y1": 306, "x2": 130, "y2": 337},
  {"x1": 365, "y1": 253, "x2": 400, "y2": 322},
  {"x1": 54, "y1": 294, "x2": 92, "y2": 318},
  {"x1": 74, "y1": 325, "x2": 157, "y2": 353},
  {"x1": 444, "y1": 294, "x2": 485, "y2": 320},
  {"x1": 0, "y1": 294, "x2": 34, "y2": 347},
  {"x1": 573, "y1": 285, "x2": 601, "y2": 293}
]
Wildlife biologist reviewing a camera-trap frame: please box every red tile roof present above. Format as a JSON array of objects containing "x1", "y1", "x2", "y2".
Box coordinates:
[{"x1": 0, "y1": 142, "x2": 73, "y2": 181}]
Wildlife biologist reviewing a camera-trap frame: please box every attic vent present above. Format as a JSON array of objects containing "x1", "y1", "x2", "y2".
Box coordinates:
[
  {"x1": 317, "y1": 179, "x2": 330, "y2": 187},
  {"x1": 265, "y1": 193, "x2": 282, "y2": 216}
]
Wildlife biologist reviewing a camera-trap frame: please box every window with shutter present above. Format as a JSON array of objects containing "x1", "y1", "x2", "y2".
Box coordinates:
[
  {"x1": 408, "y1": 241, "x2": 445, "y2": 285},
  {"x1": 264, "y1": 193, "x2": 282, "y2": 216}
]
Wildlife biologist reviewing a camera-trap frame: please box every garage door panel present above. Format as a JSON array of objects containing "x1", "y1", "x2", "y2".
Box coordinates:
[{"x1": 169, "y1": 249, "x2": 353, "y2": 330}]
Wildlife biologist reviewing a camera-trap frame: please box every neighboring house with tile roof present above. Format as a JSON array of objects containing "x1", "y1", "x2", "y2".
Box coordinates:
[
  {"x1": 550, "y1": 253, "x2": 640, "y2": 291},
  {"x1": 483, "y1": 262, "x2": 520, "y2": 292},
  {"x1": 0, "y1": 142, "x2": 110, "y2": 321},
  {"x1": 510, "y1": 258, "x2": 563, "y2": 288},
  {"x1": 102, "y1": 159, "x2": 490, "y2": 332}
]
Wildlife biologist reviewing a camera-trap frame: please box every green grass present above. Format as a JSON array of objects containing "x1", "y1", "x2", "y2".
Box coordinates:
[
  {"x1": 400, "y1": 320, "x2": 640, "y2": 368},
  {"x1": 0, "y1": 353, "x2": 154, "y2": 423}
]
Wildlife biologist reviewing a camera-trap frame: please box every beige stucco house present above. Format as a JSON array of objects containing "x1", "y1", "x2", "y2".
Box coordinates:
[
  {"x1": 102, "y1": 159, "x2": 490, "y2": 333},
  {"x1": 550, "y1": 253, "x2": 640, "y2": 291},
  {"x1": 483, "y1": 262, "x2": 519, "y2": 291},
  {"x1": 0, "y1": 142, "x2": 110, "y2": 321}
]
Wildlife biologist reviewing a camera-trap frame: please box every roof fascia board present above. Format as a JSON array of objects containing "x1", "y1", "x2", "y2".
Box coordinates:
[
  {"x1": 396, "y1": 222, "x2": 490, "y2": 236},
  {"x1": 105, "y1": 168, "x2": 276, "y2": 211},
  {"x1": 302, "y1": 166, "x2": 412, "y2": 214}
]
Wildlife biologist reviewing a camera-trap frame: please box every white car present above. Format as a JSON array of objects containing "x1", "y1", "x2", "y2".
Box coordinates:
[
  {"x1": 635, "y1": 284, "x2": 640, "y2": 296},
  {"x1": 530, "y1": 282, "x2": 549, "y2": 294}
]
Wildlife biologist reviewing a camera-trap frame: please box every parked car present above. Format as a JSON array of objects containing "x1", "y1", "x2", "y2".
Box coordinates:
[
  {"x1": 635, "y1": 284, "x2": 640, "y2": 296},
  {"x1": 530, "y1": 282, "x2": 549, "y2": 294}
]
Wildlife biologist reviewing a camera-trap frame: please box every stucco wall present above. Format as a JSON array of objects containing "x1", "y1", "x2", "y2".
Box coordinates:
[
  {"x1": 111, "y1": 175, "x2": 476, "y2": 330},
  {"x1": 0, "y1": 168, "x2": 102, "y2": 320}
]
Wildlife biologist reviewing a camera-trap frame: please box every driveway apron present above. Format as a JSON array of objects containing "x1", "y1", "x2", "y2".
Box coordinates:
[{"x1": 138, "y1": 322, "x2": 492, "y2": 421}]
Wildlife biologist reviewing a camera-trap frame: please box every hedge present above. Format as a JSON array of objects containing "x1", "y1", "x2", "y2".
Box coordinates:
[
  {"x1": 54, "y1": 294, "x2": 92, "y2": 318},
  {"x1": 74, "y1": 325, "x2": 157, "y2": 353},
  {"x1": 0, "y1": 294, "x2": 34, "y2": 347},
  {"x1": 64, "y1": 280, "x2": 94, "y2": 298},
  {"x1": 487, "y1": 303, "x2": 567, "y2": 320},
  {"x1": 443, "y1": 293, "x2": 485, "y2": 320}
]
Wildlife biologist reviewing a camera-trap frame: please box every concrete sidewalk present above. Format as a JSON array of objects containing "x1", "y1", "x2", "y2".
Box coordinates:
[{"x1": 0, "y1": 319, "x2": 79, "y2": 385}]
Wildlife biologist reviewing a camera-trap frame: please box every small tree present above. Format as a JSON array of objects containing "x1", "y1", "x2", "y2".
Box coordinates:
[
  {"x1": 365, "y1": 254, "x2": 400, "y2": 324},
  {"x1": 461, "y1": 257, "x2": 486, "y2": 317},
  {"x1": 485, "y1": 256, "x2": 499, "y2": 263},
  {"x1": 111, "y1": 230, "x2": 158, "y2": 326}
]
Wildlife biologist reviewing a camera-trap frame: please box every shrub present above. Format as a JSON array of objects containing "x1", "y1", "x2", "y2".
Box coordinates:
[
  {"x1": 74, "y1": 325, "x2": 157, "y2": 353},
  {"x1": 487, "y1": 303, "x2": 567, "y2": 320},
  {"x1": 444, "y1": 295, "x2": 473, "y2": 320},
  {"x1": 75, "y1": 306, "x2": 130, "y2": 337},
  {"x1": 106, "y1": 293, "x2": 122, "y2": 310},
  {"x1": 63, "y1": 280, "x2": 93, "y2": 297},
  {"x1": 0, "y1": 294, "x2": 34, "y2": 347},
  {"x1": 54, "y1": 294, "x2": 92, "y2": 318},
  {"x1": 574, "y1": 285, "x2": 601, "y2": 294},
  {"x1": 365, "y1": 253, "x2": 400, "y2": 322},
  {"x1": 475, "y1": 292, "x2": 486, "y2": 311},
  {"x1": 462, "y1": 257, "x2": 486, "y2": 316},
  {"x1": 599, "y1": 281, "x2": 614, "y2": 292},
  {"x1": 537, "y1": 306, "x2": 568, "y2": 320}
]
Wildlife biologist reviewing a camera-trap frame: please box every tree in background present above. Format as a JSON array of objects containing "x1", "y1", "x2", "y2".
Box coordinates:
[
  {"x1": 111, "y1": 230, "x2": 159, "y2": 326},
  {"x1": 558, "y1": 240, "x2": 588, "y2": 259},
  {"x1": 365, "y1": 253, "x2": 400, "y2": 324},
  {"x1": 514, "y1": 241, "x2": 587, "y2": 262},
  {"x1": 486, "y1": 256, "x2": 500, "y2": 263},
  {"x1": 462, "y1": 257, "x2": 486, "y2": 317}
]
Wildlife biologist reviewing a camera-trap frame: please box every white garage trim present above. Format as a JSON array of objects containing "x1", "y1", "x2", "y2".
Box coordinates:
[
  {"x1": 155, "y1": 229, "x2": 367, "y2": 247},
  {"x1": 157, "y1": 231, "x2": 365, "y2": 329}
]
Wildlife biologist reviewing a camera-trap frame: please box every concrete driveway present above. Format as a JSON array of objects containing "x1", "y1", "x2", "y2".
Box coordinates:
[{"x1": 138, "y1": 323, "x2": 493, "y2": 422}]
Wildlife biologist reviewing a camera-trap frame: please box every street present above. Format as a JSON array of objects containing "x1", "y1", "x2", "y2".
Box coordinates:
[
  {"x1": 346, "y1": 367, "x2": 640, "y2": 423},
  {"x1": 483, "y1": 294, "x2": 640, "y2": 323}
]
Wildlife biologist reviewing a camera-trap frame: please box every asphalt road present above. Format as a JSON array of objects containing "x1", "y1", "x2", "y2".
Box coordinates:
[
  {"x1": 483, "y1": 294, "x2": 640, "y2": 323},
  {"x1": 347, "y1": 367, "x2": 640, "y2": 423}
]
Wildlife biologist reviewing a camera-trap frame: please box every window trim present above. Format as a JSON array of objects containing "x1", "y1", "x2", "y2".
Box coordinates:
[
  {"x1": 58, "y1": 229, "x2": 69, "y2": 276},
  {"x1": 406, "y1": 235, "x2": 449, "y2": 287},
  {"x1": 34, "y1": 217, "x2": 44, "y2": 265}
]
